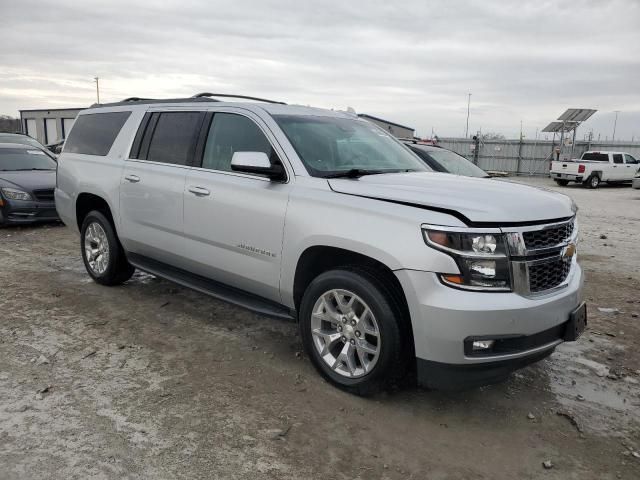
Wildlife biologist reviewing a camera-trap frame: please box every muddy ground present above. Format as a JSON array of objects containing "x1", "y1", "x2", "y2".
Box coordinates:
[{"x1": 0, "y1": 176, "x2": 639, "y2": 479}]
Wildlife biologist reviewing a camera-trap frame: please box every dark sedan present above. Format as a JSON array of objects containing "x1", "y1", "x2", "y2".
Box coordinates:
[
  {"x1": 0, "y1": 143, "x2": 59, "y2": 226},
  {"x1": 402, "y1": 141, "x2": 489, "y2": 178},
  {"x1": 0, "y1": 133, "x2": 58, "y2": 161}
]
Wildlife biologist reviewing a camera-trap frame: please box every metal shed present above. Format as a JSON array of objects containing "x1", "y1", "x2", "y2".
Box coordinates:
[
  {"x1": 358, "y1": 114, "x2": 415, "y2": 139},
  {"x1": 19, "y1": 107, "x2": 85, "y2": 145}
]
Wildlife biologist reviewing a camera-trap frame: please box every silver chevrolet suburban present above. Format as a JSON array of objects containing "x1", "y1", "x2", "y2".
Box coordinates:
[{"x1": 55, "y1": 93, "x2": 586, "y2": 394}]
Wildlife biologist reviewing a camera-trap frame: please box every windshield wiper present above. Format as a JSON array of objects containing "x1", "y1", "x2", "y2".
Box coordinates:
[{"x1": 322, "y1": 168, "x2": 413, "y2": 179}]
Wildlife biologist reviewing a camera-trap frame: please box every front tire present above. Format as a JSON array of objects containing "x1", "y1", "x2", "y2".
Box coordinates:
[
  {"x1": 299, "y1": 268, "x2": 409, "y2": 396},
  {"x1": 80, "y1": 211, "x2": 134, "y2": 285}
]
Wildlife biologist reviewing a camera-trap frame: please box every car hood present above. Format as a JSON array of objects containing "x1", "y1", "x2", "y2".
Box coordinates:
[
  {"x1": 328, "y1": 172, "x2": 575, "y2": 225},
  {"x1": 0, "y1": 170, "x2": 56, "y2": 193}
]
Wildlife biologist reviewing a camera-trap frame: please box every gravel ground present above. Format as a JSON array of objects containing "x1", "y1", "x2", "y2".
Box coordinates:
[{"x1": 0, "y1": 177, "x2": 639, "y2": 479}]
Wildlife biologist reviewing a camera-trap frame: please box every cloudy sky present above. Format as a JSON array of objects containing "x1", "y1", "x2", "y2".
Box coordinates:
[{"x1": 1, "y1": 0, "x2": 639, "y2": 140}]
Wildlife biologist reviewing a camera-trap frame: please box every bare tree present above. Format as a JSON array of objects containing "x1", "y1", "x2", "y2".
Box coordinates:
[
  {"x1": 481, "y1": 132, "x2": 506, "y2": 140},
  {"x1": 0, "y1": 115, "x2": 21, "y2": 133}
]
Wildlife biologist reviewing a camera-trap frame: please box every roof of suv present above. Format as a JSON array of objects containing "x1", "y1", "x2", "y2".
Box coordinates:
[{"x1": 86, "y1": 93, "x2": 359, "y2": 120}]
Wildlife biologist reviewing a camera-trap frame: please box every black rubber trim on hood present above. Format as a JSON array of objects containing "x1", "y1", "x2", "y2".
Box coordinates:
[{"x1": 330, "y1": 188, "x2": 573, "y2": 228}]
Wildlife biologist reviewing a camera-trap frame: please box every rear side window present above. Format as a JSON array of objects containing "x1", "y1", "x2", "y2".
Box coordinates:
[
  {"x1": 581, "y1": 153, "x2": 609, "y2": 162},
  {"x1": 64, "y1": 112, "x2": 131, "y2": 156},
  {"x1": 142, "y1": 112, "x2": 203, "y2": 166},
  {"x1": 613, "y1": 154, "x2": 623, "y2": 164},
  {"x1": 200, "y1": 113, "x2": 276, "y2": 172}
]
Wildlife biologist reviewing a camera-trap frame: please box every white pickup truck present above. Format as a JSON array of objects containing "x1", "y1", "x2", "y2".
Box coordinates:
[{"x1": 550, "y1": 151, "x2": 639, "y2": 188}]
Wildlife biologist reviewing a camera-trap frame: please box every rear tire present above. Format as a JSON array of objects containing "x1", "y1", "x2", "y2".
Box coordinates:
[
  {"x1": 585, "y1": 174, "x2": 600, "y2": 189},
  {"x1": 299, "y1": 268, "x2": 410, "y2": 396},
  {"x1": 80, "y1": 210, "x2": 134, "y2": 286},
  {"x1": 554, "y1": 179, "x2": 569, "y2": 186}
]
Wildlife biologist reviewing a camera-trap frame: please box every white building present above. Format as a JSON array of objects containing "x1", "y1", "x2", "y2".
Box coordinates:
[{"x1": 20, "y1": 107, "x2": 85, "y2": 145}]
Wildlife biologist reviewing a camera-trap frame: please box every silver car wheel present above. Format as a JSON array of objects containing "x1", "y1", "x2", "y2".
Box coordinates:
[
  {"x1": 310, "y1": 289, "x2": 381, "y2": 378},
  {"x1": 84, "y1": 222, "x2": 110, "y2": 275}
]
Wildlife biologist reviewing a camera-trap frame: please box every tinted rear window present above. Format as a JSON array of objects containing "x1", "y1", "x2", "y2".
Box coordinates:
[
  {"x1": 146, "y1": 112, "x2": 203, "y2": 165},
  {"x1": 64, "y1": 112, "x2": 131, "y2": 156},
  {"x1": 581, "y1": 153, "x2": 609, "y2": 162}
]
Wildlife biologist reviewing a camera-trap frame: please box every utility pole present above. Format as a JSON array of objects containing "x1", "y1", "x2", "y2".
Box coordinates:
[
  {"x1": 465, "y1": 93, "x2": 471, "y2": 138},
  {"x1": 94, "y1": 76, "x2": 100, "y2": 104},
  {"x1": 612, "y1": 110, "x2": 620, "y2": 142}
]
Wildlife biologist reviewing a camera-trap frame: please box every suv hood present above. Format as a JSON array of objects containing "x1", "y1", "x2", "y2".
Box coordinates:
[{"x1": 328, "y1": 172, "x2": 575, "y2": 225}]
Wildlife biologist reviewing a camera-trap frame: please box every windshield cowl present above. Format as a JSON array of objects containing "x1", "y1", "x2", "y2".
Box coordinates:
[{"x1": 320, "y1": 168, "x2": 415, "y2": 179}]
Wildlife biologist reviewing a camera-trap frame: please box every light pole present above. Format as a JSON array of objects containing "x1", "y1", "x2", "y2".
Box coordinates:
[
  {"x1": 612, "y1": 110, "x2": 620, "y2": 142},
  {"x1": 94, "y1": 76, "x2": 100, "y2": 104},
  {"x1": 465, "y1": 93, "x2": 471, "y2": 138}
]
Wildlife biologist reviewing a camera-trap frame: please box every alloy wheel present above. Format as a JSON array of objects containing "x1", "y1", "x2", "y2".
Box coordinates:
[
  {"x1": 310, "y1": 289, "x2": 381, "y2": 378},
  {"x1": 84, "y1": 222, "x2": 110, "y2": 275}
]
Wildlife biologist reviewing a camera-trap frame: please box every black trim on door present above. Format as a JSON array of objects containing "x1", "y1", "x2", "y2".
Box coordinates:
[
  {"x1": 192, "y1": 111, "x2": 214, "y2": 167},
  {"x1": 129, "y1": 112, "x2": 152, "y2": 159},
  {"x1": 137, "y1": 112, "x2": 160, "y2": 160}
]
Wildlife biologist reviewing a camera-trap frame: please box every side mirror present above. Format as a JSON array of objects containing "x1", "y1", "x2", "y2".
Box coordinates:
[{"x1": 230, "y1": 151, "x2": 285, "y2": 181}]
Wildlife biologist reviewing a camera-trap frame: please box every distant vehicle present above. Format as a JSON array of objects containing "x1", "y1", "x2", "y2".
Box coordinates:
[
  {"x1": 401, "y1": 140, "x2": 489, "y2": 178},
  {"x1": 0, "y1": 133, "x2": 57, "y2": 161},
  {"x1": 550, "y1": 151, "x2": 639, "y2": 188},
  {"x1": 0, "y1": 143, "x2": 59, "y2": 226},
  {"x1": 46, "y1": 140, "x2": 65, "y2": 155}
]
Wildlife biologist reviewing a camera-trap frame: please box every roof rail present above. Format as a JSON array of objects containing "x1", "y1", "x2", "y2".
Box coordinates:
[
  {"x1": 121, "y1": 97, "x2": 154, "y2": 102},
  {"x1": 192, "y1": 93, "x2": 286, "y2": 105},
  {"x1": 89, "y1": 96, "x2": 221, "y2": 108},
  {"x1": 89, "y1": 93, "x2": 286, "y2": 109}
]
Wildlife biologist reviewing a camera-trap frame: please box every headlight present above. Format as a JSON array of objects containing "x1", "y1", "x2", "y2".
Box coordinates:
[
  {"x1": 1, "y1": 188, "x2": 33, "y2": 201},
  {"x1": 423, "y1": 228, "x2": 511, "y2": 291}
]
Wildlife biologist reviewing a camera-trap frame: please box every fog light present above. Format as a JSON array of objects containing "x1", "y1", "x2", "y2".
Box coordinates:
[{"x1": 472, "y1": 340, "x2": 495, "y2": 351}]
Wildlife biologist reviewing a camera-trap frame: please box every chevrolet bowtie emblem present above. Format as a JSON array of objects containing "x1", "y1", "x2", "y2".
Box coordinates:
[{"x1": 563, "y1": 243, "x2": 576, "y2": 259}]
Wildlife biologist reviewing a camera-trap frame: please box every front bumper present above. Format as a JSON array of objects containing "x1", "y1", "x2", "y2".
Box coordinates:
[
  {"x1": 0, "y1": 199, "x2": 59, "y2": 225},
  {"x1": 396, "y1": 263, "x2": 584, "y2": 390}
]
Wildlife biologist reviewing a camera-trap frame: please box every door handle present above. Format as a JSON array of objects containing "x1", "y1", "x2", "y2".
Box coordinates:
[
  {"x1": 188, "y1": 186, "x2": 210, "y2": 196},
  {"x1": 125, "y1": 174, "x2": 140, "y2": 183}
]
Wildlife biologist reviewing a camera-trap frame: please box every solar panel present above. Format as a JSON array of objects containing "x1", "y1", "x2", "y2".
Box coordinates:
[
  {"x1": 557, "y1": 108, "x2": 597, "y2": 122},
  {"x1": 541, "y1": 121, "x2": 579, "y2": 133},
  {"x1": 542, "y1": 122, "x2": 564, "y2": 133}
]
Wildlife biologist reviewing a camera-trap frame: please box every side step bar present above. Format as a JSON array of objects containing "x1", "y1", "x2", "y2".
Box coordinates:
[{"x1": 127, "y1": 253, "x2": 295, "y2": 321}]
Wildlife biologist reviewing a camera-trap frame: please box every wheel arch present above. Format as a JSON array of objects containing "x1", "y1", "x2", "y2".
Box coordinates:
[
  {"x1": 292, "y1": 245, "x2": 411, "y2": 321},
  {"x1": 76, "y1": 192, "x2": 116, "y2": 231}
]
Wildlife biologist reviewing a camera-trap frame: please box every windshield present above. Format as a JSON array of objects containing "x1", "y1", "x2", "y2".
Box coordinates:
[
  {"x1": 274, "y1": 115, "x2": 429, "y2": 177},
  {"x1": 0, "y1": 148, "x2": 57, "y2": 171},
  {"x1": 0, "y1": 134, "x2": 46, "y2": 150},
  {"x1": 418, "y1": 148, "x2": 488, "y2": 177}
]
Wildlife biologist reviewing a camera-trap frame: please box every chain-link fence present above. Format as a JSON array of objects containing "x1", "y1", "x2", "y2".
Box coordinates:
[{"x1": 437, "y1": 138, "x2": 640, "y2": 176}]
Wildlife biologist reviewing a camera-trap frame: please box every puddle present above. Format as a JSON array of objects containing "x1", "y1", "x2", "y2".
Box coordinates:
[
  {"x1": 127, "y1": 271, "x2": 158, "y2": 285},
  {"x1": 545, "y1": 333, "x2": 640, "y2": 435}
]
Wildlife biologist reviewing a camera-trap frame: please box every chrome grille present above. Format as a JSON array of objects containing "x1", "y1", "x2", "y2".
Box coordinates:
[
  {"x1": 33, "y1": 188, "x2": 55, "y2": 201},
  {"x1": 528, "y1": 258, "x2": 572, "y2": 293},
  {"x1": 505, "y1": 217, "x2": 577, "y2": 295},
  {"x1": 522, "y1": 221, "x2": 574, "y2": 250}
]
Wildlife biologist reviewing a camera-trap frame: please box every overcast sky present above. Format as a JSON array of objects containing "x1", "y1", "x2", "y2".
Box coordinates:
[{"x1": 1, "y1": 0, "x2": 639, "y2": 139}]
